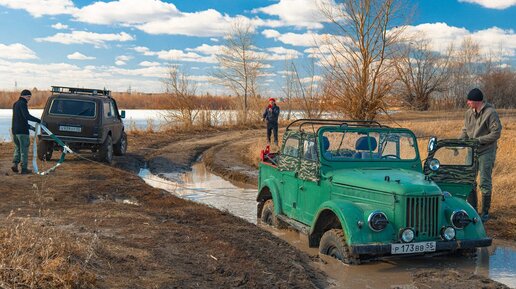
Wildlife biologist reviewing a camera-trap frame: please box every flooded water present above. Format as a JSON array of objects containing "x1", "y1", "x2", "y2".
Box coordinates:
[{"x1": 139, "y1": 161, "x2": 516, "y2": 289}]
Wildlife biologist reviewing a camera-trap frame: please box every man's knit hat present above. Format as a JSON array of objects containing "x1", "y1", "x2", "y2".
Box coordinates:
[
  {"x1": 467, "y1": 88, "x2": 483, "y2": 101},
  {"x1": 20, "y1": 89, "x2": 32, "y2": 97}
]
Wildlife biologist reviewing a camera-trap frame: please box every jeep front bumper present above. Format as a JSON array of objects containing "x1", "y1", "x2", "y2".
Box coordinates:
[{"x1": 350, "y1": 238, "x2": 492, "y2": 255}]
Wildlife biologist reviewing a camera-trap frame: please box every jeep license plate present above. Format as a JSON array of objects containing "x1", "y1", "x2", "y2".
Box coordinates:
[
  {"x1": 391, "y1": 241, "x2": 436, "y2": 254},
  {"x1": 59, "y1": 125, "x2": 81, "y2": 133}
]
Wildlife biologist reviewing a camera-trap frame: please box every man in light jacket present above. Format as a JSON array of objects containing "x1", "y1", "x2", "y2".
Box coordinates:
[{"x1": 460, "y1": 88, "x2": 502, "y2": 222}]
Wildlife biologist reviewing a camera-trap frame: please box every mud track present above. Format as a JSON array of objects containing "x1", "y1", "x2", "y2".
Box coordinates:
[{"x1": 0, "y1": 128, "x2": 511, "y2": 289}]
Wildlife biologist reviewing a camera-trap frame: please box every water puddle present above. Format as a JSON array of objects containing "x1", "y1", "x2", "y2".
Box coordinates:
[{"x1": 139, "y1": 161, "x2": 516, "y2": 288}]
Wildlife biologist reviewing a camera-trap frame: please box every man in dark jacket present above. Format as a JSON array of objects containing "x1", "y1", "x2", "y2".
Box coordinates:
[
  {"x1": 11, "y1": 89, "x2": 41, "y2": 174},
  {"x1": 262, "y1": 98, "x2": 280, "y2": 146},
  {"x1": 460, "y1": 88, "x2": 502, "y2": 222}
]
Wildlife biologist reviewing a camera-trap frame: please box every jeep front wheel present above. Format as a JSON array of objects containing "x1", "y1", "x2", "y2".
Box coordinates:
[
  {"x1": 260, "y1": 199, "x2": 280, "y2": 227},
  {"x1": 37, "y1": 140, "x2": 53, "y2": 161},
  {"x1": 113, "y1": 132, "x2": 127, "y2": 156},
  {"x1": 98, "y1": 135, "x2": 113, "y2": 164},
  {"x1": 319, "y1": 229, "x2": 360, "y2": 264}
]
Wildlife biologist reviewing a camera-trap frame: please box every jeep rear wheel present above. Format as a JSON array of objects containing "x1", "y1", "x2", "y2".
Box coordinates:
[
  {"x1": 260, "y1": 199, "x2": 280, "y2": 227},
  {"x1": 319, "y1": 229, "x2": 360, "y2": 264},
  {"x1": 98, "y1": 135, "x2": 113, "y2": 164},
  {"x1": 113, "y1": 132, "x2": 127, "y2": 156},
  {"x1": 37, "y1": 140, "x2": 53, "y2": 161}
]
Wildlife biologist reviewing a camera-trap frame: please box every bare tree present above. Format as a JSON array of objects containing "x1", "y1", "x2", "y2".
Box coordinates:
[
  {"x1": 282, "y1": 58, "x2": 295, "y2": 120},
  {"x1": 394, "y1": 36, "x2": 452, "y2": 111},
  {"x1": 292, "y1": 58, "x2": 326, "y2": 118},
  {"x1": 213, "y1": 20, "x2": 264, "y2": 123},
  {"x1": 481, "y1": 66, "x2": 516, "y2": 108},
  {"x1": 319, "y1": 0, "x2": 408, "y2": 120},
  {"x1": 447, "y1": 37, "x2": 483, "y2": 107},
  {"x1": 163, "y1": 65, "x2": 199, "y2": 128}
]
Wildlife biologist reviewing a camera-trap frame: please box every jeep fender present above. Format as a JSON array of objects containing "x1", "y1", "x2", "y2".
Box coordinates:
[
  {"x1": 441, "y1": 196, "x2": 488, "y2": 239},
  {"x1": 257, "y1": 178, "x2": 282, "y2": 216},
  {"x1": 309, "y1": 200, "x2": 365, "y2": 247}
]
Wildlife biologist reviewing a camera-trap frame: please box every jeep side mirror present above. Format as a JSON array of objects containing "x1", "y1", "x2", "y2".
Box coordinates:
[
  {"x1": 428, "y1": 137, "x2": 437, "y2": 152},
  {"x1": 120, "y1": 110, "x2": 126, "y2": 119},
  {"x1": 429, "y1": 158, "x2": 440, "y2": 171}
]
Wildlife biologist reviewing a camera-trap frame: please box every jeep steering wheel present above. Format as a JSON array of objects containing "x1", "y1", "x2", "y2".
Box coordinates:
[{"x1": 381, "y1": 154, "x2": 401, "y2": 159}]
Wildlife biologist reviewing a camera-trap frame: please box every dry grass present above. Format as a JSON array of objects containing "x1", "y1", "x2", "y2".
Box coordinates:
[{"x1": 0, "y1": 215, "x2": 97, "y2": 289}]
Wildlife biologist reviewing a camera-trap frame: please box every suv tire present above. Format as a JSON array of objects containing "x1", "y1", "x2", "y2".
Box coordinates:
[
  {"x1": 98, "y1": 135, "x2": 113, "y2": 164},
  {"x1": 113, "y1": 132, "x2": 127, "y2": 156},
  {"x1": 261, "y1": 199, "x2": 281, "y2": 227},
  {"x1": 37, "y1": 140, "x2": 53, "y2": 161},
  {"x1": 319, "y1": 229, "x2": 361, "y2": 264}
]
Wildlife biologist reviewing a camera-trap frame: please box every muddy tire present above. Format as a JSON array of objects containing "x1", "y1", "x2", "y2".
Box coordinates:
[
  {"x1": 113, "y1": 132, "x2": 127, "y2": 156},
  {"x1": 260, "y1": 199, "x2": 281, "y2": 227},
  {"x1": 37, "y1": 140, "x2": 53, "y2": 161},
  {"x1": 319, "y1": 229, "x2": 361, "y2": 264},
  {"x1": 98, "y1": 135, "x2": 113, "y2": 164}
]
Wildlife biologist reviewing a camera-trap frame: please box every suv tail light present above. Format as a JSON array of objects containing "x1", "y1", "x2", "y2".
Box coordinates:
[{"x1": 93, "y1": 125, "x2": 100, "y2": 137}]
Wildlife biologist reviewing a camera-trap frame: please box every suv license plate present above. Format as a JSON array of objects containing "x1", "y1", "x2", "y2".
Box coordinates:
[
  {"x1": 391, "y1": 241, "x2": 436, "y2": 254},
  {"x1": 59, "y1": 125, "x2": 81, "y2": 132}
]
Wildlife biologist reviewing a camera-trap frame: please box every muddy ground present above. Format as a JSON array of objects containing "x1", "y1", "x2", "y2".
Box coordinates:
[{"x1": 0, "y1": 127, "x2": 511, "y2": 289}]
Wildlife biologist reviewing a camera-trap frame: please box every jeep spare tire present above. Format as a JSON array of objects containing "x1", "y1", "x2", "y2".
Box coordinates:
[
  {"x1": 98, "y1": 135, "x2": 113, "y2": 164},
  {"x1": 114, "y1": 132, "x2": 127, "y2": 156}
]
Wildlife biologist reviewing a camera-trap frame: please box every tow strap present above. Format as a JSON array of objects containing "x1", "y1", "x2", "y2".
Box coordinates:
[{"x1": 32, "y1": 123, "x2": 74, "y2": 175}]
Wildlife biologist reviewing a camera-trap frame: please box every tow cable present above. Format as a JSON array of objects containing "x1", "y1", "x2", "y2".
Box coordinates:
[{"x1": 32, "y1": 123, "x2": 74, "y2": 175}]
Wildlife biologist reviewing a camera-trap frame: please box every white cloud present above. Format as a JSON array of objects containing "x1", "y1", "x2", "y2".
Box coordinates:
[
  {"x1": 0, "y1": 43, "x2": 37, "y2": 59},
  {"x1": 137, "y1": 9, "x2": 235, "y2": 37},
  {"x1": 35, "y1": 31, "x2": 135, "y2": 47},
  {"x1": 0, "y1": 58, "x2": 165, "y2": 92},
  {"x1": 51, "y1": 22, "x2": 68, "y2": 30},
  {"x1": 139, "y1": 61, "x2": 160, "y2": 67},
  {"x1": 401, "y1": 23, "x2": 516, "y2": 58},
  {"x1": 134, "y1": 46, "x2": 217, "y2": 63},
  {"x1": 253, "y1": 0, "x2": 334, "y2": 29},
  {"x1": 74, "y1": 0, "x2": 179, "y2": 25},
  {"x1": 67, "y1": 52, "x2": 95, "y2": 60},
  {"x1": 262, "y1": 29, "x2": 332, "y2": 47},
  {"x1": 115, "y1": 55, "x2": 133, "y2": 66},
  {"x1": 458, "y1": 0, "x2": 516, "y2": 9},
  {"x1": 186, "y1": 44, "x2": 224, "y2": 55},
  {"x1": 0, "y1": 0, "x2": 76, "y2": 17}
]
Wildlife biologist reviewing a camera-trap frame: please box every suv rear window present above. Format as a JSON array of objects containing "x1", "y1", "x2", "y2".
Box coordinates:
[{"x1": 49, "y1": 99, "x2": 96, "y2": 118}]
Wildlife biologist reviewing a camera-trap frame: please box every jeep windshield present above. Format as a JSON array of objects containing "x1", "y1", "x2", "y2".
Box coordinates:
[
  {"x1": 49, "y1": 99, "x2": 96, "y2": 118},
  {"x1": 320, "y1": 129, "x2": 417, "y2": 161}
]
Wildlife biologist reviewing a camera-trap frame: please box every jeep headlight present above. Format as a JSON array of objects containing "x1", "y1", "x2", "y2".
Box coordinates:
[
  {"x1": 441, "y1": 226, "x2": 456, "y2": 241},
  {"x1": 451, "y1": 210, "x2": 471, "y2": 229},
  {"x1": 368, "y1": 211, "x2": 389, "y2": 232},
  {"x1": 400, "y1": 228, "x2": 415, "y2": 243}
]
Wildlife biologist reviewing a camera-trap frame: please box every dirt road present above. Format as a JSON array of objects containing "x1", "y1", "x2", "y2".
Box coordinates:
[{"x1": 0, "y1": 127, "x2": 511, "y2": 289}]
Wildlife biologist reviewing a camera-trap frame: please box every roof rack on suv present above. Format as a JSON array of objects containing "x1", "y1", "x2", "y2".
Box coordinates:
[
  {"x1": 51, "y1": 86, "x2": 111, "y2": 97},
  {"x1": 286, "y1": 119, "x2": 388, "y2": 131}
]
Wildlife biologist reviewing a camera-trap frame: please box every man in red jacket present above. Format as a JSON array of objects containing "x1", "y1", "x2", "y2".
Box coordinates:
[{"x1": 11, "y1": 89, "x2": 41, "y2": 174}]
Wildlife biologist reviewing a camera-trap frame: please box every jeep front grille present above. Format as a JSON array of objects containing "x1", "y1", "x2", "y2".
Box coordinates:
[{"x1": 406, "y1": 196, "x2": 439, "y2": 238}]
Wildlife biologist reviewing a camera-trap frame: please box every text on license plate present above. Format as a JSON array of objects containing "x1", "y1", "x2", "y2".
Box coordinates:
[
  {"x1": 59, "y1": 125, "x2": 81, "y2": 132},
  {"x1": 391, "y1": 241, "x2": 436, "y2": 254}
]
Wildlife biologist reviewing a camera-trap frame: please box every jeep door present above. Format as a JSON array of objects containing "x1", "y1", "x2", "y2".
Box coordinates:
[
  {"x1": 424, "y1": 139, "x2": 479, "y2": 199},
  {"x1": 278, "y1": 135, "x2": 301, "y2": 218},
  {"x1": 297, "y1": 135, "x2": 322, "y2": 224},
  {"x1": 103, "y1": 100, "x2": 122, "y2": 142}
]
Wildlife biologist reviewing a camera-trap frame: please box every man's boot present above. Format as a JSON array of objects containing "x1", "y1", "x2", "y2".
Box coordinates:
[
  {"x1": 20, "y1": 168, "x2": 32, "y2": 175},
  {"x1": 11, "y1": 163, "x2": 19, "y2": 173},
  {"x1": 481, "y1": 195, "x2": 491, "y2": 222}
]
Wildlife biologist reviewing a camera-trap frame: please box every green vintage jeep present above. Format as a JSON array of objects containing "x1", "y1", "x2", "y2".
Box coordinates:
[{"x1": 257, "y1": 119, "x2": 491, "y2": 264}]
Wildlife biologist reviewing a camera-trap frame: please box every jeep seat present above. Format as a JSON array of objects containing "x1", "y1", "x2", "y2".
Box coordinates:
[{"x1": 354, "y1": 136, "x2": 378, "y2": 159}]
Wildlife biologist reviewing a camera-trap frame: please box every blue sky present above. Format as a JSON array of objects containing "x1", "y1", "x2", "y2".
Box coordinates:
[{"x1": 0, "y1": 0, "x2": 515, "y2": 95}]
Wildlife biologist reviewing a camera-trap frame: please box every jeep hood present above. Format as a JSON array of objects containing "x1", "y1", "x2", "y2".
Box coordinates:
[{"x1": 330, "y1": 168, "x2": 441, "y2": 195}]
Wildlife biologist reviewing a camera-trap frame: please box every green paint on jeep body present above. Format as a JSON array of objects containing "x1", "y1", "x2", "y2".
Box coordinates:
[{"x1": 258, "y1": 120, "x2": 490, "y2": 257}]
